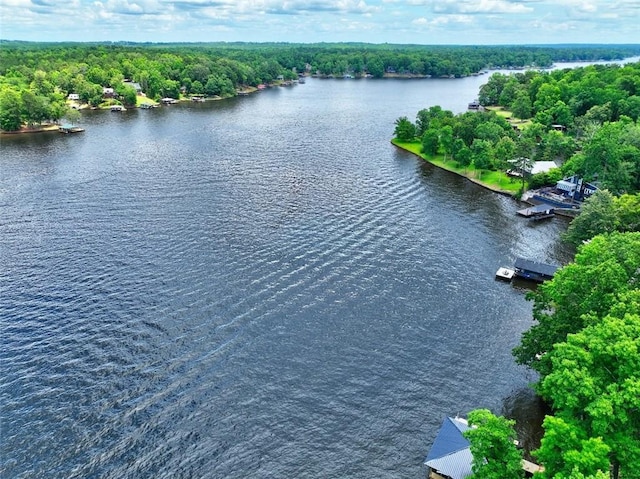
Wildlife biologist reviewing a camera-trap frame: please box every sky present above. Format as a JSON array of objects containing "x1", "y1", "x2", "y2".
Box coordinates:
[{"x1": 1, "y1": 0, "x2": 639, "y2": 45}]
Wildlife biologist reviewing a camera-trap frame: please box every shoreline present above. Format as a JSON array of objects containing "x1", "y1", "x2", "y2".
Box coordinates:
[
  {"x1": 0, "y1": 124, "x2": 61, "y2": 136},
  {"x1": 391, "y1": 139, "x2": 519, "y2": 198}
]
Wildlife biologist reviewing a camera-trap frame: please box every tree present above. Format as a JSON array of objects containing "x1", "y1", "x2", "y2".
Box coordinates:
[
  {"x1": 20, "y1": 90, "x2": 50, "y2": 125},
  {"x1": 513, "y1": 232, "x2": 640, "y2": 378},
  {"x1": 539, "y1": 312, "x2": 640, "y2": 479},
  {"x1": 117, "y1": 84, "x2": 137, "y2": 106},
  {"x1": 463, "y1": 409, "x2": 524, "y2": 479},
  {"x1": 615, "y1": 193, "x2": 640, "y2": 232},
  {"x1": 541, "y1": 130, "x2": 576, "y2": 162},
  {"x1": 393, "y1": 116, "x2": 416, "y2": 141},
  {"x1": 511, "y1": 91, "x2": 532, "y2": 120},
  {"x1": 421, "y1": 129, "x2": 440, "y2": 156},
  {"x1": 534, "y1": 415, "x2": 611, "y2": 479},
  {"x1": 479, "y1": 73, "x2": 508, "y2": 106},
  {"x1": 0, "y1": 87, "x2": 23, "y2": 131},
  {"x1": 508, "y1": 156, "x2": 534, "y2": 191},
  {"x1": 365, "y1": 56, "x2": 384, "y2": 78},
  {"x1": 582, "y1": 122, "x2": 630, "y2": 193},
  {"x1": 63, "y1": 107, "x2": 81, "y2": 126},
  {"x1": 440, "y1": 125, "x2": 454, "y2": 161},
  {"x1": 456, "y1": 146, "x2": 472, "y2": 171},
  {"x1": 471, "y1": 139, "x2": 493, "y2": 176},
  {"x1": 475, "y1": 121, "x2": 505, "y2": 144},
  {"x1": 494, "y1": 136, "x2": 516, "y2": 171},
  {"x1": 415, "y1": 105, "x2": 454, "y2": 136},
  {"x1": 498, "y1": 77, "x2": 521, "y2": 108},
  {"x1": 563, "y1": 189, "x2": 618, "y2": 245}
]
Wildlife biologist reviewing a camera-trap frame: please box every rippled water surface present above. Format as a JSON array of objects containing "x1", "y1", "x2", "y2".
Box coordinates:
[{"x1": 1, "y1": 76, "x2": 575, "y2": 478}]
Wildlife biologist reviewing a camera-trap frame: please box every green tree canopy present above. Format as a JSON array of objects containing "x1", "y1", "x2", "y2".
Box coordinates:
[
  {"x1": 534, "y1": 415, "x2": 611, "y2": 479},
  {"x1": 393, "y1": 116, "x2": 416, "y2": 141},
  {"x1": 463, "y1": 409, "x2": 524, "y2": 479},
  {"x1": 513, "y1": 232, "x2": 640, "y2": 378},
  {"x1": 539, "y1": 312, "x2": 640, "y2": 479},
  {"x1": 563, "y1": 191, "x2": 640, "y2": 245}
]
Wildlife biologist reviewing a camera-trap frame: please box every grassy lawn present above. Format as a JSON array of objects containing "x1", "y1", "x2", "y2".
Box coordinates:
[
  {"x1": 485, "y1": 106, "x2": 533, "y2": 129},
  {"x1": 392, "y1": 139, "x2": 524, "y2": 196},
  {"x1": 136, "y1": 96, "x2": 158, "y2": 107}
]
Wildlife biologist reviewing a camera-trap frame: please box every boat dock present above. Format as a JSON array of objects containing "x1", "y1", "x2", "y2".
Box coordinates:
[
  {"x1": 517, "y1": 204, "x2": 555, "y2": 220},
  {"x1": 514, "y1": 258, "x2": 558, "y2": 282},
  {"x1": 496, "y1": 258, "x2": 559, "y2": 283},
  {"x1": 58, "y1": 124, "x2": 85, "y2": 134}
]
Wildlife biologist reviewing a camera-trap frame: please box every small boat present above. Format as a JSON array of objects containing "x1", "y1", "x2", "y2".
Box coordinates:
[{"x1": 495, "y1": 267, "x2": 515, "y2": 281}]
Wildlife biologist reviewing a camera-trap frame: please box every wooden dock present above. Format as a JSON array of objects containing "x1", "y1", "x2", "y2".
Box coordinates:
[{"x1": 58, "y1": 124, "x2": 85, "y2": 134}]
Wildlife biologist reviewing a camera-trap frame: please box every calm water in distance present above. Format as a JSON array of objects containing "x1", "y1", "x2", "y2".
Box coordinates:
[{"x1": 2, "y1": 61, "x2": 620, "y2": 478}]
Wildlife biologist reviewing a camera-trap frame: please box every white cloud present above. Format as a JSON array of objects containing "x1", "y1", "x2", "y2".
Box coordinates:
[
  {"x1": 433, "y1": 0, "x2": 534, "y2": 14},
  {"x1": 1, "y1": 0, "x2": 639, "y2": 44}
]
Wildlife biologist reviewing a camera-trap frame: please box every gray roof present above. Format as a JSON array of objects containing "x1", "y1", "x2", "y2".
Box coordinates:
[{"x1": 514, "y1": 258, "x2": 558, "y2": 277}]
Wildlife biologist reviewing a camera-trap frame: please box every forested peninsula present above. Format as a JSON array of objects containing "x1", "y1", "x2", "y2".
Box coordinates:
[
  {"x1": 1, "y1": 42, "x2": 640, "y2": 131},
  {"x1": 393, "y1": 55, "x2": 640, "y2": 479}
]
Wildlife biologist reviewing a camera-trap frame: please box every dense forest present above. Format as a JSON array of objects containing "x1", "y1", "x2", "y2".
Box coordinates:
[
  {"x1": 394, "y1": 56, "x2": 640, "y2": 478},
  {"x1": 2, "y1": 42, "x2": 640, "y2": 131}
]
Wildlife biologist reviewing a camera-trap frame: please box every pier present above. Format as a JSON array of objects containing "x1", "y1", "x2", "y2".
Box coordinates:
[
  {"x1": 514, "y1": 258, "x2": 558, "y2": 282},
  {"x1": 517, "y1": 204, "x2": 555, "y2": 220}
]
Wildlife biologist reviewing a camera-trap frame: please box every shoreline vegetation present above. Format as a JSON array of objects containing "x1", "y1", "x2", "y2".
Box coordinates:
[
  {"x1": 394, "y1": 57, "x2": 640, "y2": 478},
  {"x1": 3, "y1": 42, "x2": 640, "y2": 134},
  {"x1": 391, "y1": 138, "x2": 523, "y2": 197}
]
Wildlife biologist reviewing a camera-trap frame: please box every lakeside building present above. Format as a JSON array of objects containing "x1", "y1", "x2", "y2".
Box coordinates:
[{"x1": 425, "y1": 416, "x2": 543, "y2": 479}]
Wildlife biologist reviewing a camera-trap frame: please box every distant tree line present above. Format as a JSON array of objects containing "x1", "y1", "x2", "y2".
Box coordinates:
[{"x1": 2, "y1": 41, "x2": 640, "y2": 131}]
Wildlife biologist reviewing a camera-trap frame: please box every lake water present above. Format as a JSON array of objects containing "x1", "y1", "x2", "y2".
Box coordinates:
[{"x1": 0, "y1": 70, "x2": 581, "y2": 478}]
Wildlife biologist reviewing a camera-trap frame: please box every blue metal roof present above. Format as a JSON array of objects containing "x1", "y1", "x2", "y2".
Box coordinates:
[
  {"x1": 426, "y1": 448, "x2": 474, "y2": 479},
  {"x1": 425, "y1": 417, "x2": 471, "y2": 462}
]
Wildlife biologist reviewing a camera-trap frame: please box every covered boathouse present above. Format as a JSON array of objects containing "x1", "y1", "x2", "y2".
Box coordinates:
[
  {"x1": 425, "y1": 417, "x2": 472, "y2": 479},
  {"x1": 425, "y1": 416, "x2": 544, "y2": 479},
  {"x1": 514, "y1": 258, "x2": 558, "y2": 282}
]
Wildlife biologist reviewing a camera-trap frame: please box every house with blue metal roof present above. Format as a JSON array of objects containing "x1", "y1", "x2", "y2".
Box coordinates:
[
  {"x1": 424, "y1": 417, "x2": 473, "y2": 479},
  {"x1": 425, "y1": 416, "x2": 545, "y2": 478}
]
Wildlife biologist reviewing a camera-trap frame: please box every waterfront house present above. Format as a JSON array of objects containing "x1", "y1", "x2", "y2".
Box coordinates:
[
  {"x1": 102, "y1": 87, "x2": 114, "y2": 98},
  {"x1": 68, "y1": 93, "x2": 80, "y2": 101},
  {"x1": 555, "y1": 175, "x2": 598, "y2": 201},
  {"x1": 123, "y1": 81, "x2": 142, "y2": 93}
]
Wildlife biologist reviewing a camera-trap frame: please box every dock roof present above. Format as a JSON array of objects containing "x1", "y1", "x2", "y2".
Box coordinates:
[
  {"x1": 514, "y1": 258, "x2": 558, "y2": 278},
  {"x1": 425, "y1": 417, "x2": 473, "y2": 479}
]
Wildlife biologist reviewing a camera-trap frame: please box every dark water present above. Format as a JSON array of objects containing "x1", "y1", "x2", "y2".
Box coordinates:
[{"x1": 1, "y1": 76, "x2": 574, "y2": 478}]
